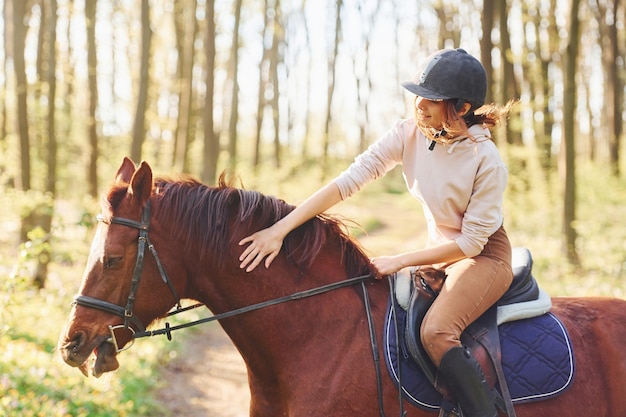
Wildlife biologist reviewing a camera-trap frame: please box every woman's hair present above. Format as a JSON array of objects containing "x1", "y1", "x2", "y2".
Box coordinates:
[{"x1": 417, "y1": 99, "x2": 517, "y2": 143}]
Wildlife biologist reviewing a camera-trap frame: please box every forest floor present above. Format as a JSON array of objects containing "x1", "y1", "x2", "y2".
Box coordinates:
[{"x1": 154, "y1": 324, "x2": 251, "y2": 417}]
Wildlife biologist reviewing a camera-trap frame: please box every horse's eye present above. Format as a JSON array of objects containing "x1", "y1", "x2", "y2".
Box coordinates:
[{"x1": 103, "y1": 256, "x2": 123, "y2": 270}]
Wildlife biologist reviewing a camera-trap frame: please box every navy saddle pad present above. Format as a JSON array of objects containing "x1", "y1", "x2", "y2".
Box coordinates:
[{"x1": 383, "y1": 300, "x2": 575, "y2": 411}]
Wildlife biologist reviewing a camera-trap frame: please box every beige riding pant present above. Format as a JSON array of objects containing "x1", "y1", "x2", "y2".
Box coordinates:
[{"x1": 420, "y1": 226, "x2": 513, "y2": 367}]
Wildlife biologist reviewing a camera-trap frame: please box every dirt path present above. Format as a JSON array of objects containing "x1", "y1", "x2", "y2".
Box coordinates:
[
  {"x1": 155, "y1": 324, "x2": 251, "y2": 416},
  {"x1": 154, "y1": 199, "x2": 422, "y2": 416}
]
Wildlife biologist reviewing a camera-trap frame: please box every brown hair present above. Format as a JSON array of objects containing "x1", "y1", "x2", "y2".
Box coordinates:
[{"x1": 417, "y1": 99, "x2": 517, "y2": 143}]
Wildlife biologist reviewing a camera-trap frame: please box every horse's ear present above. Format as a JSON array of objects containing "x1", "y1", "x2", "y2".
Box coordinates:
[
  {"x1": 128, "y1": 161, "x2": 153, "y2": 206},
  {"x1": 115, "y1": 157, "x2": 137, "y2": 184}
]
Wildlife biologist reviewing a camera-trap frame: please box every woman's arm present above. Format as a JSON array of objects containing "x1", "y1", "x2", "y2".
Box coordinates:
[
  {"x1": 238, "y1": 182, "x2": 343, "y2": 272},
  {"x1": 371, "y1": 240, "x2": 466, "y2": 275}
]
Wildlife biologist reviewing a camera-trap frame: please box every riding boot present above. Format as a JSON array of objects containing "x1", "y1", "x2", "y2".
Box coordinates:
[{"x1": 437, "y1": 346, "x2": 497, "y2": 417}]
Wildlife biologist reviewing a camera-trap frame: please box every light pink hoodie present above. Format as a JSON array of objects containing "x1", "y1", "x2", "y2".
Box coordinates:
[{"x1": 332, "y1": 118, "x2": 508, "y2": 257}]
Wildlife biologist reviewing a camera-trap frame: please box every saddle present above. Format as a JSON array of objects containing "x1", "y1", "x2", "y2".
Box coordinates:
[{"x1": 400, "y1": 247, "x2": 551, "y2": 417}]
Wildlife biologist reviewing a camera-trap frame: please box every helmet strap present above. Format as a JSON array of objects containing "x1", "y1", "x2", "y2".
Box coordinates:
[{"x1": 454, "y1": 98, "x2": 465, "y2": 112}]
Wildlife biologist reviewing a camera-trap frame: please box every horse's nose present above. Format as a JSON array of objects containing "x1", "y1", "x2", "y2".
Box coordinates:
[{"x1": 59, "y1": 330, "x2": 87, "y2": 366}]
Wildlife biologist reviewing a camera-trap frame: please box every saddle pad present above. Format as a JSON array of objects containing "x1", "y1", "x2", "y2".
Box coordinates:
[{"x1": 383, "y1": 300, "x2": 575, "y2": 410}]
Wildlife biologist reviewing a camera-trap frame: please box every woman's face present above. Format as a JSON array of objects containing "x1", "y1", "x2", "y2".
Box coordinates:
[{"x1": 414, "y1": 96, "x2": 447, "y2": 130}]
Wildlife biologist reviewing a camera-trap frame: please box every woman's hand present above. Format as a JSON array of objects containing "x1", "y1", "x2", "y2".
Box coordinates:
[
  {"x1": 238, "y1": 226, "x2": 285, "y2": 272},
  {"x1": 370, "y1": 255, "x2": 405, "y2": 276}
]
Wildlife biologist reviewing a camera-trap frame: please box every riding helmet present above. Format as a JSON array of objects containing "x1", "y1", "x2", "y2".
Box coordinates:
[{"x1": 402, "y1": 48, "x2": 487, "y2": 111}]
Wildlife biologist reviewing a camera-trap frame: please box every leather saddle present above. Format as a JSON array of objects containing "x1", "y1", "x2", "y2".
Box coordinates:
[{"x1": 401, "y1": 247, "x2": 550, "y2": 417}]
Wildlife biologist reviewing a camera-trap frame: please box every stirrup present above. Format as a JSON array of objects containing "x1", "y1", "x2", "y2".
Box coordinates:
[{"x1": 438, "y1": 399, "x2": 462, "y2": 417}]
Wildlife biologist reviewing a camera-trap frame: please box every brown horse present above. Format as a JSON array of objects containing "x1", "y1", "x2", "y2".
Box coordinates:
[{"x1": 59, "y1": 157, "x2": 626, "y2": 417}]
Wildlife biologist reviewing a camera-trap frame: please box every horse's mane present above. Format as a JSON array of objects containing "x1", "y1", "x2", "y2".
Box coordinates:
[{"x1": 107, "y1": 173, "x2": 375, "y2": 278}]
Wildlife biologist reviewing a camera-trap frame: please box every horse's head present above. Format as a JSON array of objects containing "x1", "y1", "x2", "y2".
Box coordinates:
[{"x1": 58, "y1": 157, "x2": 176, "y2": 377}]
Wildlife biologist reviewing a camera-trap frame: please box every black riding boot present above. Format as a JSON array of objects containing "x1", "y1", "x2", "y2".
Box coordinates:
[{"x1": 437, "y1": 346, "x2": 497, "y2": 417}]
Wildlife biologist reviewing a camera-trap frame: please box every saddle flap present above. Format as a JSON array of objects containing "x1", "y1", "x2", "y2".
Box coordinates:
[
  {"x1": 499, "y1": 248, "x2": 539, "y2": 306},
  {"x1": 405, "y1": 283, "x2": 438, "y2": 386}
]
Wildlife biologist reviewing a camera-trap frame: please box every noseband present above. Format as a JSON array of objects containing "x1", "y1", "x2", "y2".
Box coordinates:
[{"x1": 73, "y1": 200, "x2": 183, "y2": 351}]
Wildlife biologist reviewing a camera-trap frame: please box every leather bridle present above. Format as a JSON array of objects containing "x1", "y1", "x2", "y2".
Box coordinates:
[{"x1": 73, "y1": 200, "x2": 184, "y2": 352}]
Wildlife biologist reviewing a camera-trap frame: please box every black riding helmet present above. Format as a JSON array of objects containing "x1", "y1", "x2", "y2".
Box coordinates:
[{"x1": 401, "y1": 48, "x2": 487, "y2": 113}]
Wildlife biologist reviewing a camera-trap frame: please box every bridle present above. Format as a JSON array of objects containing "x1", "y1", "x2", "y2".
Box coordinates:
[
  {"x1": 71, "y1": 200, "x2": 402, "y2": 416},
  {"x1": 74, "y1": 200, "x2": 185, "y2": 352}
]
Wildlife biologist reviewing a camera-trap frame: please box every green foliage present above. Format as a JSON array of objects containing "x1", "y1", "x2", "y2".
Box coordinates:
[
  {"x1": 503, "y1": 146, "x2": 626, "y2": 297},
  {"x1": 11, "y1": 227, "x2": 51, "y2": 282}
]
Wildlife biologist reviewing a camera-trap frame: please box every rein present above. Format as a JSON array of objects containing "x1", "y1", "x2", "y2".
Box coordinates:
[
  {"x1": 74, "y1": 202, "x2": 401, "y2": 416},
  {"x1": 132, "y1": 274, "x2": 373, "y2": 340}
]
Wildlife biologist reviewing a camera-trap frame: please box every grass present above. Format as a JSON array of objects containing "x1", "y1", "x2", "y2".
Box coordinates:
[{"x1": 1, "y1": 153, "x2": 626, "y2": 416}]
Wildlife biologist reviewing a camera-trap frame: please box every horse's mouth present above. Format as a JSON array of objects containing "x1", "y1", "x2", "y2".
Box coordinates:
[
  {"x1": 94, "y1": 340, "x2": 120, "y2": 377},
  {"x1": 74, "y1": 339, "x2": 120, "y2": 378}
]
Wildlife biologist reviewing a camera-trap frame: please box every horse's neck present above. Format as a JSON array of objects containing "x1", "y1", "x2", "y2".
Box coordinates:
[{"x1": 208, "y1": 269, "x2": 386, "y2": 379}]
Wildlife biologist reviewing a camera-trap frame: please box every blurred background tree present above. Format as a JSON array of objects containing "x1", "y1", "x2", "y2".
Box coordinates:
[{"x1": 0, "y1": 0, "x2": 625, "y2": 287}]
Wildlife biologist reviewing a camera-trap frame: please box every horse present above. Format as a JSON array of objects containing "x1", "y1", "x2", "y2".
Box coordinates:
[{"x1": 59, "y1": 157, "x2": 626, "y2": 417}]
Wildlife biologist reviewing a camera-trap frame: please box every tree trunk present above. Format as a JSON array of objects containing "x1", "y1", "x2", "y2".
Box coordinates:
[
  {"x1": 45, "y1": 0, "x2": 58, "y2": 196},
  {"x1": 300, "y1": 0, "x2": 312, "y2": 160},
  {"x1": 60, "y1": 0, "x2": 75, "y2": 159},
  {"x1": 253, "y1": 0, "x2": 270, "y2": 169},
  {"x1": 480, "y1": 0, "x2": 495, "y2": 105},
  {"x1": 130, "y1": 0, "x2": 152, "y2": 163},
  {"x1": 355, "y1": 0, "x2": 381, "y2": 154},
  {"x1": 322, "y1": 0, "x2": 342, "y2": 176},
  {"x1": 32, "y1": 0, "x2": 59, "y2": 289},
  {"x1": 531, "y1": 0, "x2": 558, "y2": 179},
  {"x1": 498, "y1": 0, "x2": 521, "y2": 145},
  {"x1": 201, "y1": 0, "x2": 219, "y2": 185},
  {"x1": 0, "y1": 1, "x2": 13, "y2": 175},
  {"x1": 172, "y1": 0, "x2": 198, "y2": 173},
  {"x1": 85, "y1": 0, "x2": 99, "y2": 197},
  {"x1": 561, "y1": 0, "x2": 581, "y2": 265},
  {"x1": 269, "y1": 0, "x2": 282, "y2": 168},
  {"x1": 13, "y1": 0, "x2": 30, "y2": 191},
  {"x1": 227, "y1": 0, "x2": 243, "y2": 169},
  {"x1": 434, "y1": 3, "x2": 460, "y2": 48},
  {"x1": 0, "y1": 0, "x2": 6, "y2": 176},
  {"x1": 594, "y1": 0, "x2": 622, "y2": 176}
]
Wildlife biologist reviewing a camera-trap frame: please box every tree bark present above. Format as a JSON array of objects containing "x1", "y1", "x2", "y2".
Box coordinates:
[
  {"x1": 537, "y1": 0, "x2": 558, "y2": 178},
  {"x1": 269, "y1": 0, "x2": 282, "y2": 168},
  {"x1": 227, "y1": 0, "x2": 243, "y2": 169},
  {"x1": 130, "y1": 0, "x2": 152, "y2": 163},
  {"x1": 172, "y1": 0, "x2": 198, "y2": 173},
  {"x1": 0, "y1": 0, "x2": 7, "y2": 174},
  {"x1": 498, "y1": 0, "x2": 521, "y2": 145},
  {"x1": 299, "y1": 0, "x2": 312, "y2": 160},
  {"x1": 355, "y1": 0, "x2": 381, "y2": 154},
  {"x1": 480, "y1": 0, "x2": 495, "y2": 105},
  {"x1": 202, "y1": 0, "x2": 219, "y2": 185},
  {"x1": 594, "y1": 0, "x2": 622, "y2": 176},
  {"x1": 85, "y1": 0, "x2": 99, "y2": 197},
  {"x1": 561, "y1": 0, "x2": 582, "y2": 265},
  {"x1": 253, "y1": 0, "x2": 270, "y2": 168},
  {"x1": 13, "y1": 0, "x2": 30, "y2": 191},
  {"x1": 322, "y1": 0, "x2": 342, "y2": 175}
]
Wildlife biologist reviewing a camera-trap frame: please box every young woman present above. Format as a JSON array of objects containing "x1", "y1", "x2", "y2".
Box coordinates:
[{"x1": 239, "y1": 48, "x2": 513, "y2": 417}]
